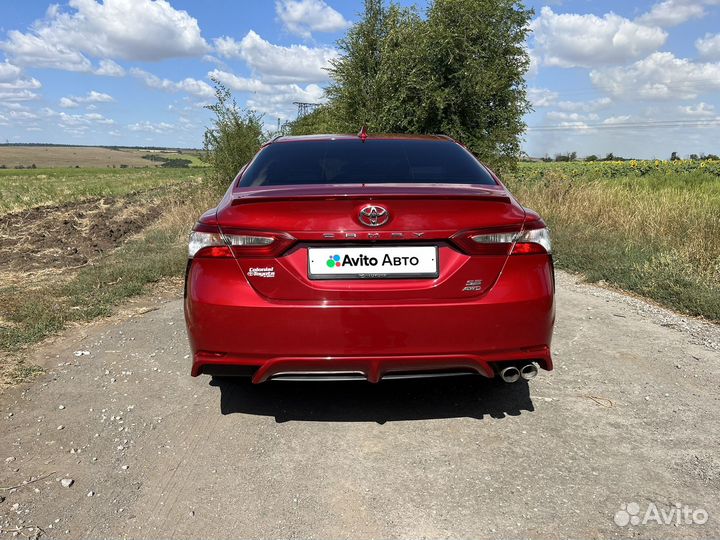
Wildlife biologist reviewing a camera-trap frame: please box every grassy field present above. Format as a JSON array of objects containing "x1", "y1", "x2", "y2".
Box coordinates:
[
  {"x1": 0, "y1": 167, "x2": 200, "y2": 214},
  {"x1": 505, "y1": 160, "x2": 720, "y2": 321},
  {"x1": 0, "y1": 145, "x2": 208, "y2": 169}
]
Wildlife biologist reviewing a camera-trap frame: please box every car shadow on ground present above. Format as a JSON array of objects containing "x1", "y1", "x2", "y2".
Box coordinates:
[{"x1": 209, "y1": 376, "x2": 534, "y2": 423}]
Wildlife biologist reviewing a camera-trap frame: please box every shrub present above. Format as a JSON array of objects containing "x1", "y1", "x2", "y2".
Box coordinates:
[{"x1": 203, "y1": 78, "x2": 263, "y2": 190}]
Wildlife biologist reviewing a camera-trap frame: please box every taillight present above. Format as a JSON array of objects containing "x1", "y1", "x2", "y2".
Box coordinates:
[
  {"x1": 188, "y1": 223, "x2": 295, "y2": 258},
  {"x1": 512, "y1": 223, "x2": 552, "y2": 255},
  {"x1": 451, "y1": 220, "x2": 551, "y2": 256}
]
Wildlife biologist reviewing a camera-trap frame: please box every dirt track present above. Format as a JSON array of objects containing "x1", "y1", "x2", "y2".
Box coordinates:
[{"x1": 1, "y1": 271, "x2": 719, "y2": 539}]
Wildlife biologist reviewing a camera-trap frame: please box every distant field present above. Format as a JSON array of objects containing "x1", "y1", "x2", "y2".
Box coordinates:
[
  {"x1": 0, "y1": 167, "x2": 202, "y2": 215},
  {"x1": 506, "y1": 160, "x2": 720, "y2": 320},
  {"x1": 0, "y1": 145, "x2": 208, "y2": 169},
  {"x1": 140, "y1": 150, "x2": 208, "y2": 167}
]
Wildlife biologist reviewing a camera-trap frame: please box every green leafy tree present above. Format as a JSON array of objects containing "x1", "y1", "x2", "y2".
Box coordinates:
[
  {"x1": 323, "y1": 0, "x2": 533, "y2": 170},
  {"x1": 325, "y1": 0, "x2": 394, "y2": 132},
  {"x1": 290, "y1": 105, "x2": 344, "y2": 135},
  {"x1": 203, "y1": 78, "x2": 264, "y2": 189}
]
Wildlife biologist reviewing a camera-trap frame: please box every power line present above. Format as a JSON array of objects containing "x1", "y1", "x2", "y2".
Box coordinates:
[{"x1": 526, "y1": 118, "x2": 720, "y2": 131}]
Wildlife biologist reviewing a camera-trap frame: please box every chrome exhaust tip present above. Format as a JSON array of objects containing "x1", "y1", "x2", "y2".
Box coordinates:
[
  {"x1": 499, "y1": 366, "x2": 521, "y2": 383},
  {"x1": 520, "y1": 362, "x2": 539, "y2": 380}
]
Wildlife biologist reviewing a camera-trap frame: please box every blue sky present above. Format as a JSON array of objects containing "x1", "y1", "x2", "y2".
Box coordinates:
[{"x1": 0, "y1": 0, "x2": 719, "y2": 158}]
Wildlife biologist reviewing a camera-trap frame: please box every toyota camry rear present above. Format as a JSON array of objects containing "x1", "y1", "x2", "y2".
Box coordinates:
[{"x1": 184, "y1": 134, "x2": 555, "y2": 383}]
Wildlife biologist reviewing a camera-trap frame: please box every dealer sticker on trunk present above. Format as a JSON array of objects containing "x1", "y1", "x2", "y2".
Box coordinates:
[{"x1": 308, "y1": 246, "x2": 438, "y2": 279}]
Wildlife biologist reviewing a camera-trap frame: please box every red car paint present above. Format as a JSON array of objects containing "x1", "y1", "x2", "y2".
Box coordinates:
[{"x1": 184, "y1": 134, "x2": 555, "y2": 383}]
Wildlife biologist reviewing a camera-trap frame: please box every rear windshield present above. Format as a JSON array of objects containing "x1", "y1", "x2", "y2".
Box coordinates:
[{"x1": 238, "y1": 139, "x2": 497, "y2": 187}]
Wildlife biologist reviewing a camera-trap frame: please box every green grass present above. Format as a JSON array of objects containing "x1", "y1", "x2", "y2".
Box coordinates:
[
  {"x1": 0, "y1": 181, "x2": 218, "y2": 351},
  {"x1": 505, "y1": 162, "x2": 720, "y2": 321},
  {"x1": 157, "y1": 152, "x2": 209, "y2": 167},
  {"x1": 0, "y1": 167, "x2": 201, "y2": 215}
]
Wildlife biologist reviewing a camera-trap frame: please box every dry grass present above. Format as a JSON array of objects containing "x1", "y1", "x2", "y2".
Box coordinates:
[{"x1": 505, "y1": 165, "x2": 720, "y2": 320}]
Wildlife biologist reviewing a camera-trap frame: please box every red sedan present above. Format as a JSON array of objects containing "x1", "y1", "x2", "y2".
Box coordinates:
[{"x1": 185, "y1": 134, "x2": 555, "y2": 384}]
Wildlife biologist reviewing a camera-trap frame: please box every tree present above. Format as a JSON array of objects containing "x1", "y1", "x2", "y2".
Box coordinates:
[
  {"x1": 670, "y1": 151, "x2": 680, "y2": 161},
  {"x1": 203, "y1": 77, "x2": 264, "y2": 189},
  {"x1": 585, "y1": 154, "x2": 598, "y2": 162},
  {"x1": 290, "y1": 105, "x2": 343, "y2": 135},
  {"x1": 325, "y1": 0, "x2": 394, "y2": 132},
  {"x1": 324, "y1": 0, "x2": 533, "y2": 170}
]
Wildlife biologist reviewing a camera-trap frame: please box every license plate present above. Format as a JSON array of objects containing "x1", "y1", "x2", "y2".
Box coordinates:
[{"x1": 308, "y1": 246, "x2": 438, "y2": 279}]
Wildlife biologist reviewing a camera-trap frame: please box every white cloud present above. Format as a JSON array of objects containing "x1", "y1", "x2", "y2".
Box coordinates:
[
  {"x1": 602, "y1": 115, "x2": 632, "y2": 124},
  {"x1": 0, "y1": 61, "x2": 22, "y2": 82},
  {"x1": 129, "y1": 121, "x2": 175, "y2": 133},
  {"x1": 213, "y1": 31, "x2": 338, "y2": 83},
  {"x1": 528, "y1": 87, "x2": 558, "y2": 108},
  {"x1": 546, "y1": 111, "x2": 599, "y2": 122},
  {"x1": 0, "y1": 102, "x2": 28, "y2": 110},
  {"x1": 0, "y1": 73, "x2": 42, "y2": 103},
  {"x1": 60, "y1": 97, "x2": 79, "y2": 108},
  {"x1": 208, "y1": 69, "x2": 272, "y2": 93},
  {"x1": 696, "y1": 33, "x2": 720, "y2": 59},
  {"x1": 531, "y1": 7, "x2": 667, "y2": 68},
  {"x1": 590, "y1": 52, "x2": 720, "y2": 100},
  {"x1": 246, "y1": 83, "x2": 325, "y2": 122},
  {"x1": 1, "y1": 0, "x2": 210, "y2": 71},
  {"x1": 130, "y1": 68, "x2": 214, "y2": 99},
  {"x1": 84, "y1": 112, "x2": 114, "y2": 124},
  {"x1": 94, "y1": 59, "x2": 125, "y2": 77},
  {"x1": 555, "y1": 122, "x2": 592, "y2": 131},
  {"x1": 636, "y1": 0, "x2": 720, "y2": 27},
  {"x1": 1, "y1": 31, "x2": 93, "y2": 71},
  {"x1": 678, "y1": 102, "x2": 716, "y2": 116},
  {"x1": 556, "y1": 97, "x2": 612, "y2": 112},
  {"x1": 0, "y1": 77, "x2": 41, "y2": 91},
  {"x1": 85, "y1": 90, "x2": 113, "y2": 102},
  {"x1": 0, "y1": 89, "x2": 39, "y2": 102},
  {"x1": 526, "y1": 47, "x2": 540, "y2": 77},
  {"x1": 60, "y1": 90, "x2": 114, "y2": 108},
  {"x1": 275, "y1": 0, "x2": 350, "y2": 39},
  {"x1": 44, "y1": 108, "x2": 116, "y2": 127},
  {"x1": 8, "y1": 110, "x2": 39, "y2": 122},
  {"x1": 209, "y1": 68, "x2": 325, "y2": 121}
]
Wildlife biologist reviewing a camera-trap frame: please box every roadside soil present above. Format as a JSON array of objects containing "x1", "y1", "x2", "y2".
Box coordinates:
[
  {"x1": 0, "y1": 196, "x2": 163, "y2": 273},
  {"x1": 0, "y1": 271, "x2": 719, "y2": 539}
]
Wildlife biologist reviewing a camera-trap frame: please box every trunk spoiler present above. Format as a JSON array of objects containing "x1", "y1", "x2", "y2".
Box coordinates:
[{"x1": 231, "y1": 185, "x2": 511, "y2": 205}]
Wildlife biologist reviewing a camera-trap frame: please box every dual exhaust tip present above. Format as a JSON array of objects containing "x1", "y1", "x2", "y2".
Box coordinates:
[{"x1": 499, "y1": 363, "x2": 538, "y2": 383}]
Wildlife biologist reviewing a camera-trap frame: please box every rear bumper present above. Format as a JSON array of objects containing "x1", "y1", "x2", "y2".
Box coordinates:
[{"x1": 185, "y1": 255, "x2": 555, "y2": 383}]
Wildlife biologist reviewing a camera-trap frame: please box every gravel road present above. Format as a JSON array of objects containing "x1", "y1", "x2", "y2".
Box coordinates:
[{"x1": 1, "y1": 271, "x2": 719, "y2": 539}]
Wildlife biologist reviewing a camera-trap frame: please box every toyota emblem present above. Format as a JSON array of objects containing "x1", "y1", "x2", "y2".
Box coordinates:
[{"x1": 358, "y1": 205, "x2": 390, "y2": 227}]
